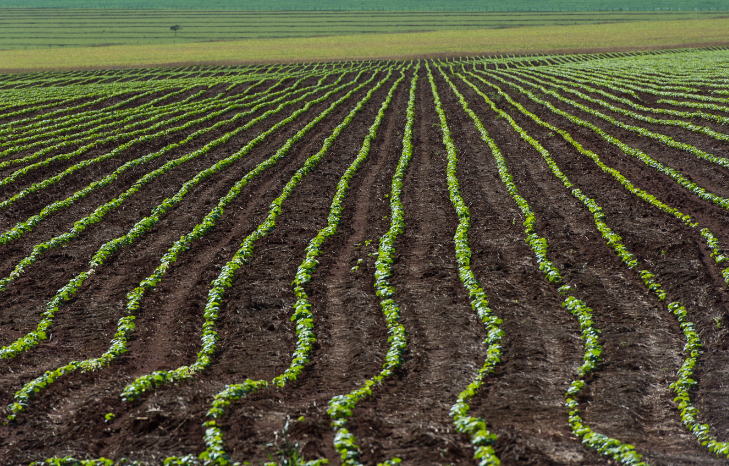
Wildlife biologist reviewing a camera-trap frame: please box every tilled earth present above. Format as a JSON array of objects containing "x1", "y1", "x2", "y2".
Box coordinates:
[{"x1": 1, "y1": 53, "x2": 729, "y2": 465}]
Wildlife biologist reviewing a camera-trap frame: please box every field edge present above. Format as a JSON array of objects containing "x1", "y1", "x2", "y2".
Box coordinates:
[{"x1": 1, "y1": 17, "x2": 728, "y2": 72}]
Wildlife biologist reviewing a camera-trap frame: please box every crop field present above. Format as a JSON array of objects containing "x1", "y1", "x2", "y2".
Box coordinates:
[
  {"x1": 1, "y1": 0, "x2": 728, "y2": 11},
  {"x1": 3, "y1": 9, "x2": 727, "y2": 51},
  {"x1": 1, "y1": 48, "x2": 729, "y2": 465}
]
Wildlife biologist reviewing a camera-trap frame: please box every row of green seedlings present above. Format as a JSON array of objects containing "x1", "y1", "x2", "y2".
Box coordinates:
[
  {"x1": 496, "y1": 70, "x2": 729, "y2": 169},
  {"x1": 326, "y1": 63, "x2": 417, "y2": 466},
  {"x1": 428, "y1": 62, "x2": 503, "y2": 466},
  {"x1": 525, "y1": 64, "x2": 640, "y2": 101},
  {"x1": 520, "y1": 67, "x2": 729, "y2": 128},
  {"x1": 472, "y1": 69, "x2": 729, "y2": 457},
  {"x1": 0, "y1": 65, "x2": 234, "y2": 88},
  {"x1": 0, "y1": 64, "x2": 271, "y2": 120},
  {"x1": 465, "y1": 70, "x2": 729, "y2": 290},
  {"x1": 540, "y1": 65, "x2": 729, "y2": 113},
  {"x1": 0, "y1": 71, "x2": 373, "y2": 367},
  {"x1": 6, "y1": 69, "x2": 387, "y2": 423},
  {"x1": 0, "y1": 70, "x2": 323, "y2": 147},
  {"x1": 460, "y1": 70, "x2": 729, "y2": 458},
  {"x1": 27, "y1": 66, "x2": 389, "y2": 433},
  {"x1": 0, "y1": 90, "x2": 162, "y2": 138},
  {"x1": 526, "y1": 67, "x2": 729, "y2": 125},
  {"x1": 0, "y1": 90, "x2": 143, "y2": 129},
  {"x1": 0, "y1": 78, "x2": 245, "y2": 112},
  {"x1": 0, "y1": 73, "x2": 325, "y2": 203},
  {"x1": 2, "y1": 67, "x2": 358, "y2": 158},
  {"x1": 0, "y1": 75, "x2": 342, "y2": 206},
  {"x1": 160, "y1": 68, "x2": 398, "y2": 466},
  {"x1": 587, "y1": 63, "x2": 729, "y2": 94},
  {"x1": 621, "y1": 70, "x2": 729, "y2": 92},
  {"x1": 0, "y1": 90, "x2": 241, "y2": 180},
  {"x1": 0, "y1": 73, "x2": 265, "y2": 138},
  {"x1": 0, "y1": 90, "x2": 199, "y2": 168},
  {"x1": 1, "y1": 88, "x2": 218, "y2": 152},
  {"x1": 586, "y1": 69, "x2": 700, "y2": 93},
  {"x1": 552, "y1": 65, "x2": 703, "y2": 95},
  {"x1": 476, "y1": 71, "x2": 729, "y2": 285},
  {"x1": 0, "y1": 61, "x2": 354, "y2": 130},
  {"x1": 119, "y1": 68, "x2": 397, "y2": 403},
  {"x1": 0, "y1": 72, "x2": 366, "y2": 185},
  {"x1": 526, "y1": 65, "x2": 652, "y2": 97},
  {"x1": 0, "y1": 87, "x2": 171, "y2": 138},
  {"x1": 0, "y1": 69, "x2": 275, "y2": 104},
  {"x1": 3, "y1": 61, "x2": 344, "y2": 87},
  {"x1": 0, "y1": 81, "x2": 200, "y2": 129},
  {"x1": 0, "y1": 73, "x2": 283, "y2": 152},
  {"x1": 445, "y1": 66, "x2": 649, "y2": 464},
  {"x1": 0, "y1": 95, "x2": 94, "y2": 122},
  {"x1": 0, "y1": 72, "x2": 342, "y2": 246},
  {"x1": 582, "y1": 60, "x2": 729, "y2": 91},
  {"x1": 0, "y1": 86, "x2": 201, "y2": 148},
  {"x1": 0, "y1": 73, "x2": 349, "y2": 321},
  {"x1": 591, "y1": 61, "x2": 729, "y2": 91},
  {"x1": 548, "y1": 66, "x2": 729, "y2": 107},
  {"x1": 0, "y1": 74, "x2": 304, "y2": 179},
  {"x1": 157, "y1": 66, "x2": 344, "y2": 91},
  {"x1": 0, "y1": 61, "x2": 344, "y2": 90}
]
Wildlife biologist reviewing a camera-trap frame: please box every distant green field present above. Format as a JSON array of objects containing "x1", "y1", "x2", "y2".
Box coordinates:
[
  {"x1": 1, "y1": 9, "x2": 727, "y2": 50},
  {"x1": 0, "y1": 0, "x2": 727, "y2": 10}
]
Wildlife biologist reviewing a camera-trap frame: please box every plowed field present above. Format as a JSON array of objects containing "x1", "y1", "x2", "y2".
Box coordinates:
[{"x1": 2, "y1": 48, "x2": 729, "y2": 466}]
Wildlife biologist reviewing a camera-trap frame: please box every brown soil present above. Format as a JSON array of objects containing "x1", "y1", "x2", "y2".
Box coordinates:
[{"x1": 1, "y1": 58, "x2": 729, "y2": 466}]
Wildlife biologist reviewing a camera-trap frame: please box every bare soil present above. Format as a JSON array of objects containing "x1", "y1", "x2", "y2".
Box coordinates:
[{"x1": 1, "y1": 60, "x2": 729, "y2": 466}]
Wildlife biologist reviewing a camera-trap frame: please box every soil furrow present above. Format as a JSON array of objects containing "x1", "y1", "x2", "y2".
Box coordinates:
[
  {"x1": 0, "y1": 69, "x2": 387, "y2": 465},
  {"x1": 436, "y1": 69, "x2": 611, "y2": 465},
  {"x1": 454, "y1": 70, "x2": 716, "y2": 465},
  {"x1": 346, "y1": 66, "x2": 486, "y2": 465},
  {"x1": 0, "y1": 75, "x2": 378, "y2": 382}
]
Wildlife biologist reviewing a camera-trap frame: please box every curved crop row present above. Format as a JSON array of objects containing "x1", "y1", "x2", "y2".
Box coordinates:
[
  {"x1": 459, "y1": 70, "x2": 729, "y2": 459},
  {"x1": 120, "y1": 68, "x2": 397, "y2": 402},
  {"x1": 1, "y1": 75, "x2": 298, "y2": 151},
  {"x1": 0, "y1": 71, "x2": 308, "y2": 159},
  {"x1": 0, "y1": 73, "x2": 338, "y2": 246},
  {"x1": 161, "y1": 67, "x2": 397, "y2": 466},
  {"x1": 327, "y1": 63, "x2": 417, "y2": 466},
  {"x1": 0, "y1": 74, "x2": 347, "y2": 313},
  {"x1": 521, "y1": 68, "x2": 729, "y2": 127},
  {"x1": 449, "y1": 67, "x2": 650, "y2": 464},
  {"x1": 5, "y1": 77, "x2": 272, "y2": 140},
  {"x1": 0, "y1": 86, "x2": 202, "y2": 147},
  {"x1": 0, "y1": 71, "x2": 374, "y2": 368},
  {"x1": 555, "y1": 66, "x2": 729, "y2": 105},
  {"x1": 0, "y1": 93, "x2": 130, "y2": 130},
  {"x1": 429, "y1": 63, "x2": 503, "y2": 466},
  {"x1": 462, "y1": 70, "x2": 729, "y2": 287},
  {"x1": 0, "y1": 78, "x2": 305, "y2": 181},
  {"x1": 0, "y1": 86, "x2": 181, "y2": 134},
  {"x1": 493, "y1": 70, "x2": 729, "y2": 171},
  {"x1": 0, "y1": 73, "x2": 336, "y2": 209},
  {"x1": 480, "y1": 72, "x2": 729, "y2": 212},
  {"x1": 8, "y1": 69, "x2": 390, "y2": 426},
  {"x1": 519, "y1": 69, "x2": 729, "y2": 124},
  {"x1": 0, "y1": 89, "x2": 206, "y2": 152}
]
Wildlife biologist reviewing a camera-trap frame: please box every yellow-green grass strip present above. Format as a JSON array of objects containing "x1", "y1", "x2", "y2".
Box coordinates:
[{"x1": 2, "y1": 18, "x2": 729, "y2": 71}]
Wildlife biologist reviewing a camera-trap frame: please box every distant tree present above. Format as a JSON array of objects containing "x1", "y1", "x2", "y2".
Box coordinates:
[{"x1": 170, "y1": 24, "x2": 181, "y2": 37}]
